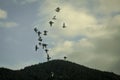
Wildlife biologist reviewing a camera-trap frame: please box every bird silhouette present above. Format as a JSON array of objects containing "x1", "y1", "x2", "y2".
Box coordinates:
[
  {"x1": 49, "y1": 21, "x2": 54, "y2": 27},
  {"x1": 43, "y1": 30, "x2": 48, "y2": 36},
  {"x1": 38, "y1": 37, "x2": 42, "y2": 42},
  {"x1": 63, "y1": 22, "x2": 66, "y2": 28},
  {"x1": 64, "y1": 56, "x2": 67, "y2": 60},
  {"x1": 52, "y1": 16, "x2": 56, "y2": 20},
  {"x1": 42, "y1": 43, "x2": 48, "y2": 49},
  {"x1": 39, "y1": 42, "x2": 42, "y2": 46},
  {"x1": 47, "y1": 53, "x2": 51, "y2": 61},
  {"x1": 38, "y1": 31, "x2": 42, "y2": 37},
  {"x1": 35, "y1": 45, "x2": 39, "y2": 51},
  {"x1": 45, "y1": 49, "x2": 49, "y2": 53},
  {"x1": 34, "y1": 27, "x2": 38, "y2": 33},
  {"x1": 55, "y1": 7, "x2": 60, "y2": 12}
]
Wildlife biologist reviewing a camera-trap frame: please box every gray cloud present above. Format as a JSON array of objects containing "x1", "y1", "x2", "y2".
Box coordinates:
[
  {"x1": 12, "y1": 0, "x2": 39, "y2": 5},
  {"x1": 40, "y1": 0, "x2": 120, "y2": 74},
  {"x1": 0, "y1": 22, "x2": 18, "y2": 28},
  {"x1": 0, "y1": 0, "x2": 120, "y2": 75},
  {"x1": 0, "y1": 9, "x2": 7, "y2": 19},
  {"x1": 68, "y1": 14, "x2": 120, "y2": 74}
]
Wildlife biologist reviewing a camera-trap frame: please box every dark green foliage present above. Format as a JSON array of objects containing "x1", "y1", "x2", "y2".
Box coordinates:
[{"x1": 0, "y1": 60, "x2": 120, "y2": 80}]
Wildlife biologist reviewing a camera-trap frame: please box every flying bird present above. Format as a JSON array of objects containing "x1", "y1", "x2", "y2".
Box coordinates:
[
  {"x1": 55, "y1": 7, "x2": 60, "y2": 12},
  {"x1": 43, "y1": 30, "x2": 48, "y2": 36},
  {"x1": 45, "y1": 49, "x2": 49, "y2": 53},
  {"x1": 49, "y1": 21, "x2": 54, "y2": 27},
  {"x1": 42, "y1": 43, "x2": 48, "y2": 49},
  {"x1": 52, "y1": 16, "x2": 56, "y2": 20},
  {"x1": 38, "y1": 37, "x2": 42, "y2": 42},
  {"x1": 64, "y1": 56, "x2": 67, "y2": 60},
  {"x1": 35, "y1": 45, "x2": 39, "y2": 51},
  {"x1": 34, "y1": 27, "x2": 38, "y2": 33},
  {"x1": 47, "y1": 53, "x2": 51, "y2": 61},
  {"x1": 62, "y1": 22, "x2": 66, "y2": 28},
  {"x1": 38, "y1": 31, "x2": 42, "y2": 37},
  {"x1": 39, "y1": 42, "x2": 42, "y2": 46}
]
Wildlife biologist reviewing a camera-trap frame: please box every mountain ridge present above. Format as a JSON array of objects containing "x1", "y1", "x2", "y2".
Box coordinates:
[{"x1": 0, "y1": 59, "x2": 120, "y2": 80}]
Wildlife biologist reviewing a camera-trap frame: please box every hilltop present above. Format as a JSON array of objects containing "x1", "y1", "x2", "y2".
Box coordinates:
[{"x1": 0, "y1": 60, "x2": 120, "y2": 80}]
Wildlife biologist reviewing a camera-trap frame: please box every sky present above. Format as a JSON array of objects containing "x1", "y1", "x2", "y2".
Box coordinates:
[{"x1": 0, "y1": 0, "x2": 120, "y2": 74}]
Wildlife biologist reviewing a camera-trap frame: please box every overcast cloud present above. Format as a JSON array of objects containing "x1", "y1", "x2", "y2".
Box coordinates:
[
  {"x1": 0, "y1": 0, "x2": 120, "y2": 74},
  {"x1": 41, "y1": 0, "x2": 120, "y2": 74}
]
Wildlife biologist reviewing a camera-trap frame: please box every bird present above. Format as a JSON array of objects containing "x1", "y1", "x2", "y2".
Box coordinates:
[
  {"x1": 55, "y1": 7, "x2": 60, "y2": 12},
  {"x1": 38, "y1": 31, "x2": 42, "y2": 37},
  {"x1": 47, "y1": 53, "x2": 51, "y2": 61},
  {"x1": 43, "y1": 30, "x2": 48, "y2": 36},
  {"x1": 49, "y1": 21, "x2": 54, "y2": 27},
  {"x1": 38, "y1": 37, "x2": 42, "y2": 42},
  {"x1": 42, "y1": 43, "x2": 48, "y2": 49},
  {"x1": 35, "y1": 45, "x2": 39, "y2": 51},
  {"x1": 62, "y1": 22, "x2": 66, "y2": 28},
  {"x1": 34, "y1": 27, "x2": 38, "y2": 33},
  {"x1": 52, "y1": 16, "x2": 56, "y2": 20},
  {"x1": 39, "y1": 42, "x2": 42, "y2": 46},
  {"x1": 45, "y1": 49, "x2": 49, "y2": 53},
  {"x1": 64, "y1": 56, "x2": 67, "y2": 60}
]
